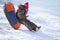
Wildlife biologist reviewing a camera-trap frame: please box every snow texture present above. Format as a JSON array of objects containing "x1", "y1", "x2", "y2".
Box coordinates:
[{"x1": 0, "y1": 0, "x2": 60, "y2": 40}]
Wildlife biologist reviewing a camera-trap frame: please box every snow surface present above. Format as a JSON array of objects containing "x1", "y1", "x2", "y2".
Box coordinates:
[{"x1": 0, "y1": 0, "x2": 60, "y2": 40}]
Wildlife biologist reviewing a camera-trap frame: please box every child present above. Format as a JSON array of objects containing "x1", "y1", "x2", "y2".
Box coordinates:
[{"x1": 16, "y1": 2, "x2": 41, "y2": 31}]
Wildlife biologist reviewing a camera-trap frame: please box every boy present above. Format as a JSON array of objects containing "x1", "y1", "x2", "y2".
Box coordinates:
[{"x1": 16, "y1": 3, "x2": 41, "y2": 31}]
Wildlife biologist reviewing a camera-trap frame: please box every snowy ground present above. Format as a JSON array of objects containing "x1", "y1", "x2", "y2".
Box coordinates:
[{"x1": 0, "y1": 0, "x2": 60, "y2": 40}]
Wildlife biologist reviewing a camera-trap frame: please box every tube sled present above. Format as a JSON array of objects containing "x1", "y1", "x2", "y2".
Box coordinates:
[{"x1": 4, "y1": 2, "x2": 21, "y2": 29}]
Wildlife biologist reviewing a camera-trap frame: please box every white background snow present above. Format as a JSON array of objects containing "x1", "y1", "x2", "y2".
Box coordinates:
[{"x1": 0, "y1": 0, "x2": 60, "y2": 40}]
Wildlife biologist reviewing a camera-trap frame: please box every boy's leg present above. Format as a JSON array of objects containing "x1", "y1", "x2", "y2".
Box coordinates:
[
  {"x1": 20, "y1": 19, "x2": 40, "y2": 31},
  {"x1": 20, "y1": 19, "x2": 33, "y2": 31}
]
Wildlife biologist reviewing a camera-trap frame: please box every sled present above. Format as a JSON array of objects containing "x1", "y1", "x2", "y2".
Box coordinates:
[{"x1": 4, "y1": 2, "x2": 21, "y2": 29}]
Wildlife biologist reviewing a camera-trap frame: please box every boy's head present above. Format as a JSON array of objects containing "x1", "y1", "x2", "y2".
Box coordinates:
[
  {"x1": 17, "y1": 2, "x2": 28, "y2": 14},
  {"x1": 17, "y1": 4, "x2": 26, "y2": 14}
]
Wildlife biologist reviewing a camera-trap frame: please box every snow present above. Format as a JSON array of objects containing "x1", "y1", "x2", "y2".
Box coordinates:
[{"x1": 0, "y1": 0, "x2": 60, "y2": 40}]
